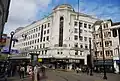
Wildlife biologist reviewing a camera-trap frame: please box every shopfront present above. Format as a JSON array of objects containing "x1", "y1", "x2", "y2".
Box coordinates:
[{"x1": 94, "y1": 59, "x2": 114, "y2": 73}]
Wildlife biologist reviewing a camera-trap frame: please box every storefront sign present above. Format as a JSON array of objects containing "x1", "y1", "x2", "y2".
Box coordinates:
[
  {"x1": 116, "y1": 60, "x2": 120, "y2": 63},
  {"x1": 94, "y1": 60, "x2": 113, "y2": 65}
]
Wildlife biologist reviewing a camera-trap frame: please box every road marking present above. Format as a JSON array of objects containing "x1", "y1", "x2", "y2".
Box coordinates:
[
  {"x1": 95, "y1": 80, "x2": 106, "y2": 81},
  {"x1": 46, "y1": 79, "x2": 53, "y2": 81}
]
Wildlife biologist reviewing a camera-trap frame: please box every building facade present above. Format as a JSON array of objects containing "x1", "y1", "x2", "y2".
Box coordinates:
[
  {"x1": 93, "y1": 20, "x2": 120, "y2": 73},
  {"x1": 13, "y1": 4, "x2": 98, "y2": 69}
]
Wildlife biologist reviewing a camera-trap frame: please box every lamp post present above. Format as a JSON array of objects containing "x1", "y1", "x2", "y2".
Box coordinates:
[
  {"x1": 89, "y1": 39, "x2": 93, "y2": 76},
  {"x1": 8, "y1": 31, "x2": 14, "y2": 54},
  {"x1": 100, "y1": 25, "x2": 107, "y2": 79}
]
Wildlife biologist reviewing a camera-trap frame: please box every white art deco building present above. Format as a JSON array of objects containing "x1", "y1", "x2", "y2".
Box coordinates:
[{"x1": 12, "y1": 4, "x2": 98, "y2": 69}]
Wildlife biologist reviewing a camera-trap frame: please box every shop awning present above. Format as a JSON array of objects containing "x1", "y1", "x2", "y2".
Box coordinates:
[{"x1": 94, "y1": 60, "x2": 113, "y2": 66}]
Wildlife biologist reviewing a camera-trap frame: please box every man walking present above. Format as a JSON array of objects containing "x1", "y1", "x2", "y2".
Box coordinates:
[{"x1": 20, "y1": 65, "x2": 25, "y2": 79}]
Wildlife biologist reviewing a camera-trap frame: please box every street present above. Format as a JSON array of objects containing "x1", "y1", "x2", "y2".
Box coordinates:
[{"x1": 8, "y1": 69, "x2": 120, "y2": 81}]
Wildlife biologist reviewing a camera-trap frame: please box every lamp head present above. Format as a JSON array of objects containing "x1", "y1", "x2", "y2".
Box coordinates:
[{"x1": 10, "y1": 31, "x2": 15, "y2": 35}]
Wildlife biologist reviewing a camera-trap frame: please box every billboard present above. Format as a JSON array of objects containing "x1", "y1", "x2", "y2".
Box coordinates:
[
  {"x1": 0, "y1": 34, "x2": 7, "y2": 48},
  {"x1": 1, "y1": 46, "x2": 20, "y2": 54}
]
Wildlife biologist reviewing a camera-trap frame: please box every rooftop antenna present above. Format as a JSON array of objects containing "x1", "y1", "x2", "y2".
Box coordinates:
[{"x1": 77, "y1": 0, "x2": 80, "y2": 20}]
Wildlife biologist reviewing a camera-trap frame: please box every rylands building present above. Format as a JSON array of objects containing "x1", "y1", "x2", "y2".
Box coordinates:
[{"x1": 13, "y1": 4, "x2": 98, "y2": 69}]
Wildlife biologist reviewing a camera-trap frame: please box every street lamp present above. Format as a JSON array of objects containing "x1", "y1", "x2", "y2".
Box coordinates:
[
  {"x1": 100, "y1": 24, "x2": 107, "y2": 79},
  {"x1": 8, "y1": 31, "x2": 15, "y2": 54},
  {"x1": 89, "y1": 39, "x2": 93, "y2": 76}
]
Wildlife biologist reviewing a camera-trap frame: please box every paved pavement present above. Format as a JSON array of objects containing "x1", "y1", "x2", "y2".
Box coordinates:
[{"x1": 7, "y1": 69, "x2": 120, "y2": 81}]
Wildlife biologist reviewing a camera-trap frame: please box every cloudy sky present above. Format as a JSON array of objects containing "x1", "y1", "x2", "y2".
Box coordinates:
[{"x1": 4, "y1": 0, "x2": 120, "y2": 34}]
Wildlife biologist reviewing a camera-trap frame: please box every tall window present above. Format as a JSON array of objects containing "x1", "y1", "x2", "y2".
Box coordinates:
[
  {"x1": 40, "y1": 44, "x2": 42, "y2": 48},
  {"x1": 104, "y1": 23, "x2": 108, "y2": 28},
  {"x1": 59, "y1": 17, "x2": 64, "y2": 47},
  {"x1": 48, "y1": 23, "x2": 50, "y2": 27},
  {"x1": 74, "y1": 43, "x2": 78, "y2": 47},
  {"x1": 74, "y1": 35, "x2": 78, "y2": 40},
  {"x1": 38, "y1": 33, "x2": 40, "y2": 37},
  {"x1": 79, "y1": 22, "x2": 82, "y2": 27},
  {"x1": 35, "y1": 40, "x2": 36, "y2": 43},
  {"x1": 34, "y1": 29, "x2": 35, "y2": 32},
  {"x1": 74, "y1": 21, "x2": 77, "y2": 26},
  {"x1": 85, "y1": 44, "x2": 88, "y2": 49},
  {"x1": 84, "y1": 37, "x2": 87, "y2": 41},
  {"x1": 45, "y1": 50, "x2": 47, "y2": 55},
  {"x1": 44, "y1": 31, "x2": 46, "y2": 35},
  {"x1": 36, "y1": 28, "x2": 38, "y2": 32},
  {"x1": 80, "y1": 36, "x2": 83, "y2": 41},
  {"x1": 74, "y1": 21, "x2": 78, "y2": 26},
  {"x1": 75, "y1": 51, "x2": 78, "y2": 55},
  {"x1": 44, "y1": 24, "x2": 46, "y2": 29},
  {"x1": 43, "y1": 44, "x2": 45, "y2": 48},
  {"x1": 47, "y1": 36, "x2": 49, "y2": 41},
  {"x1": 36, "y1": 34, "x2": 37, "y2": 37},
  {"x1": 84, "y1": 23, "x2": 87, "y2": 28},
  {"x1": 47, "y1": 29, "x2": 49, "y2": 34},
  {"x1": 43, "y1": 37, "x2": 45, "y2": 41},
  {"x1": 40, "y1": 25, "x2": 43, "y2": 42},
  {"x1": 74, "y1": 28, "x2": 78, "y2": 33},
  {"x1": 88, "y1": 24, "x2": 91, "y2": 29},
  {"x1": 80, "y1": 45, "x2": 83, "y2": 48},
  {"x1": 112, "y1": 29, "x2": 117, "y2": 37},
  {"x1": 37, "y1": 39, "x2": 39, "y2": 43}
]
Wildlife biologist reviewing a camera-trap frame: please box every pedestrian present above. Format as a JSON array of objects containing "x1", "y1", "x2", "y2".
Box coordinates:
[
  {"x1": 29, "y1": 66, "x2": 33, "y2": 80},
  {"x1": 27, "y1": 64, "x2": 31, "y2": 75},
  {"x1": 7, "y1": 62, "x2": 12, "y2": 77},
  {"x1": 20, "y1": 65, "x2": 25, "y2": 79},
  {"x1": 16, "y1": 65, "x2": 20, "y2": 75},
  {"x1": 86, "y1": 67, "x2": 89, "y2": 75},
  {"x1": 34, "y1": 64, "x2": 39, "y2": 81},
  {"x1": 41, "y1": 65, "x2": 46, "y2": 77}
]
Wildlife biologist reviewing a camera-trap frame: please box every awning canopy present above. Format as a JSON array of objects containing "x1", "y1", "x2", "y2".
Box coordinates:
[{"x1": 94, "y1": 60, "x2": 113, "y2": 66}]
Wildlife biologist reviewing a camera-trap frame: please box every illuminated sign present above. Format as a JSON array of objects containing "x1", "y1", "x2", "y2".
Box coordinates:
[
  {"x1": 0, "y1": 38, "x2": 6, "y2": 46},
  {"x1": 1, "y1": 46, "x2": 20, "y2": 54},
  {"x1": 0, "y1": 34, "x2": 7, "y2": 47},
  {"x1": 38, "y1": 58, "x2": 42, "y2": 62}
]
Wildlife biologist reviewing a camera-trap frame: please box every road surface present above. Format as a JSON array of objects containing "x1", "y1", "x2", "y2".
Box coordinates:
[{"x1": 8, "y1": 69, "x2": 120, "y2": 81}]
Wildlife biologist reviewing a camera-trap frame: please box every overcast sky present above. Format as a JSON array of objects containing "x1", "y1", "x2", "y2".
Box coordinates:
[{"x1": 4, "y1": 0, "x2": 120, "y2": 34}]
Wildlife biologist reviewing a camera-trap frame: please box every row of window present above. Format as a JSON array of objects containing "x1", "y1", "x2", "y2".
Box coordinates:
[
  {"x1": 75, "y1": 51, "x2": 83, "y2": 55},
  {"x1": 24, "y1": 29, "x2": 49, "y2": 40},
  {"x1": 96, "y1": 50, "x2": 113, "y2": 57},
  {"x1": 96, "y1": 41, "x2": 112, "y2": 47},
  {"x1": 74, "y1": 28, "x2": 86, "y2": 33},
  {"x1": 23, "y1": 36, "x2": 49, "y2": 46},
  {"x1": 30, "y1": 50, "x2": 48, "y2": 55},
  {"x1": 95, "y1": 31, "x2": 111, "y2": 39},
  {"x1": 74, "y1": 21, "x2": 91, "y2": 29},
  {"x1": 22, "y1": 43, "x2": 46, "y2": 51},
  {"x1": 74, "y1": 35, "x2": 91, "y2": 41},
  {"x1": 23, "y1": 23, "x2": 50, "y2": 35},
  {"x1": 74, "y1": 43, "x2": 88, "y2": 49}
]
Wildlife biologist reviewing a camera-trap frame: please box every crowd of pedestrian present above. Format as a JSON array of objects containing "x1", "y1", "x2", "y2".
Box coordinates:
[
  {"x1": 2, "y1": 61, "x2": 46, "y2": 81},
  {"x1": 15, "y1": 63, "x2": 46, "y2": 81}
]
